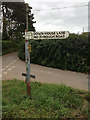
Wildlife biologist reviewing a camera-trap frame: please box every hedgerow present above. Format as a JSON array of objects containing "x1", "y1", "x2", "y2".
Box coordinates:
[
  {"x1": 18, "y1": 33, "x2": 88, "y2": 73},
  {"x1": 2, "y1": 40, "x2": 18, "y2": 55}
]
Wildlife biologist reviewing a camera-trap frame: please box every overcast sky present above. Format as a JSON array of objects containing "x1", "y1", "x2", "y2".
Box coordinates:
[{"x1": 24, "y1": 0, "x2": 89, "y2": 33}]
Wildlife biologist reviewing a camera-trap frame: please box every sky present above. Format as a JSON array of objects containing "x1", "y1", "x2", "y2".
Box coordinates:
[{"x1": 25, "y1": 0, "x2": 88, "y2": 33}]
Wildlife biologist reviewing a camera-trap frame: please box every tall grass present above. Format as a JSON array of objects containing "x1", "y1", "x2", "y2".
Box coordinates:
[{"x1": 2, "y1": 79, "x2": 87, "y2": 118}]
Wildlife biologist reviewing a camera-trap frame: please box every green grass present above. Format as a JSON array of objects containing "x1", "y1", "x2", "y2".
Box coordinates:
[{"x1": 2, "y1": 79, "x2": 89, "y2": 119}]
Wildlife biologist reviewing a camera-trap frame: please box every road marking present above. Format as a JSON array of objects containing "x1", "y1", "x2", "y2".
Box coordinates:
[
  {"x1": 47, "y1": 72, "x2": 50, "y2": 74},
  {"x1": 8, "y1": 68, "x2": 11, "y2": 71},
  {"x1": 2, "y1": 58, "x2": 19, "y2": 71},
  {"x1": 7, "y1": 66, "x2": 16, "y2": 71},
  {"x1": 3, "y1": 72, "x2": 7, "y2": 74},
  {"x1": 32, "y1": 69, "x2": 51, "y2": 74},
  {"x1": 11, "y1": 66, "x2": 16, "y2": 69}
]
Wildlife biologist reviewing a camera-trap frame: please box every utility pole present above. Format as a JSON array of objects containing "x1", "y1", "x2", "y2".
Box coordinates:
[{"x1": 25, "y1": 3, "x2": 31, "y2": 96}]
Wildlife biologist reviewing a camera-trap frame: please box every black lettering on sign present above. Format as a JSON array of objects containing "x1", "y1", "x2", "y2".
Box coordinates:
[
  {"x1": 61, "y1": 31, "x2": 65, "y2": 34},
  {"x1": 56, "y1": 35, "x2": 59, "y2": 38},
  {"x1": 28, "y1": 31, "x2": 68, "y2": 39},
  {"x1": 62, "y1": 35, "x2": 64, "y2": 37},
  {"x1": 59, "y1": 32, "x2": 61, "y2": 34},
  {"x1": 41, "y1": 32, "x2": 44, "y2": 35},
  {"x1": 34, "y1": 36, "x2": 38, "y2": 38},
  {"x1": 51, "y1": 36, "x2": 55, "y2": 38}
]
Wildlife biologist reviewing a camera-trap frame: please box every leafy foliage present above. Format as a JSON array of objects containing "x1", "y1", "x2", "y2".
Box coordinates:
[
  {"x1": 2, "y1": 2, "x2": 36, "y2": 54},
  {"x1": 18, "y1": 33, "x2": 88, "y2": 73},
  {"x1": 18, "y1": 39, "x2": 25, "y2": 61},
  {"x1": 2, "y1": 40, "x2": 17, "y2": 55},
  {"x1": 2, "y1": 2, "x2": 35, "y2": 41}
]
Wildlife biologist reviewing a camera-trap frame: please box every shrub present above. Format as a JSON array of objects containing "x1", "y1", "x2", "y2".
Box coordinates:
[
  {"x1": 18, "y1": 39, "x2": 25, "y2": 61},
  {"x1": 2, "y1": 40, "x2": 18, "y2": 55},
  {"x1": 18, "y1": 33, "x2": 88, "y2": 73}
]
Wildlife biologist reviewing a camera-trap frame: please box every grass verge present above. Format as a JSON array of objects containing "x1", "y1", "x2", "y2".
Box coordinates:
[{"x1": 2, "y1": 79, "x2": 89, "y2": 119}]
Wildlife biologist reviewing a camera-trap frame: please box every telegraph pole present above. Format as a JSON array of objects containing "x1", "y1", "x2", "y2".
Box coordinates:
[{"x1": 25, "y1": 3, "x2": 31, "y2": 96}]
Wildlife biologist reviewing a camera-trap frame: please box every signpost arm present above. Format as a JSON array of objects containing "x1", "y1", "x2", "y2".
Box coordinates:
[{"x1": 25, "y1": 3, "x2": 31, "y2": 96}]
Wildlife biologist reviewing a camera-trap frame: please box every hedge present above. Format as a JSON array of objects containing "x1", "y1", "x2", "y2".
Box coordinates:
[
  {"x1": 2, "y1": 40, "x2": 18, "y2": 55},
  {"x1": 18, "y1": 33, "x2": 88, "y2": 73}
]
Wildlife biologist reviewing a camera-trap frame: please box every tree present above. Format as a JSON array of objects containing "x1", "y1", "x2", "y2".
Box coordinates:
[{"x1": 2, "y1": 2, "x2": 36, "y2": 41}]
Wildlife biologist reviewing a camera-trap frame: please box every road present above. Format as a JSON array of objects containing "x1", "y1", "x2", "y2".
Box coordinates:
[{"x1": 2, "y1": 52, "x2": 89, "y2": 91}]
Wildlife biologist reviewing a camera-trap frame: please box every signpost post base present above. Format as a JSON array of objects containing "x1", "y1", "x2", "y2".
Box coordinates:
[{"x1": 27, "y1": 82, "x2": 31, "y2": 96}]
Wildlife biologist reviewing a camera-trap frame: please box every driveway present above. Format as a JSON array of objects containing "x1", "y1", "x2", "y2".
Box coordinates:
[{"x1": 2, "y1": 52, "x2": 89, "y2": 91}]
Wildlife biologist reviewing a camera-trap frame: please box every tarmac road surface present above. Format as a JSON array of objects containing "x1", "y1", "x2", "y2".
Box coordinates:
[{"x1": 2, "y1": 52, "x2": 89, "y2": 91}]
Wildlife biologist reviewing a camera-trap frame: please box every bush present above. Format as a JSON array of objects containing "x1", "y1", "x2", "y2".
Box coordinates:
[
  {"x1": 18, "y1": 33, "x2": 88, "y2": 73},
  {"x1": 2, "y1": 40, "x2": 18, "y2": 55},
  {"x1": 18, "y1": 39, "x2": 25, "y2": 61}
]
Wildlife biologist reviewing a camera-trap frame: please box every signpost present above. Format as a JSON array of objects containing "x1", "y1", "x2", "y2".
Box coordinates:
[
  {"x1": 23, "y1": 3, "x2": 31, "y2": 96},
  {"x1": 22, "y1": 3, "x2": 69, "y2": 96},
  {"x1": 26, "y1": 31, "x2": 69, "y2": 40}
]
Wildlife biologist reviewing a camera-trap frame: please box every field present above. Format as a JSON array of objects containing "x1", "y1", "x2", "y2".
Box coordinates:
[{"x1": 2, "y1": 79, "x2": 89, "y2": 119}]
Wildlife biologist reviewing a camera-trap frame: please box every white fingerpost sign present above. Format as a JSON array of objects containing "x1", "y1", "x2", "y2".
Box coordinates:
[{"x1": 26, "y1": 31, "x2": 69, "y2": 40}]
